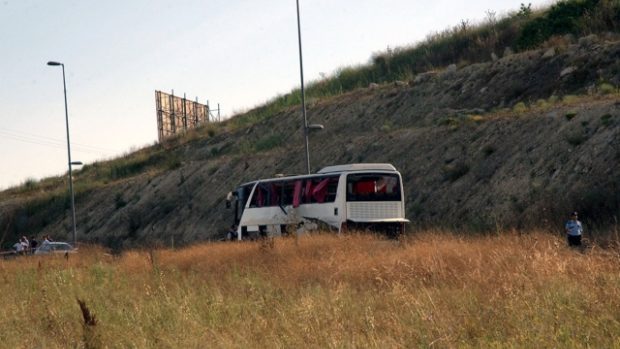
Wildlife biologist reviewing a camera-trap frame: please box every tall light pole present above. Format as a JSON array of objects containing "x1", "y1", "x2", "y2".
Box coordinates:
[
  {"x1": 296, "y1": 0, "x2": 311, "y2": 174},
  {"x1": 47, "y1": 61, "x2": 77, "y2": 246}
]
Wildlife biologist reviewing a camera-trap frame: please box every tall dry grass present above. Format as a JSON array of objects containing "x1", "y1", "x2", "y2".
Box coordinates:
[{"x1": 0, "y1": 231, "x2": 619, "y2": 348}]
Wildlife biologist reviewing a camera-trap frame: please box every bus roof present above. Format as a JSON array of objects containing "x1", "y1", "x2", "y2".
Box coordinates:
[
  {"x1": 237, "y1": 163, "x2": 399, "y2": 187},
  {"x1": 317, "y1": 163, "x2": 397, "y2": 174}
]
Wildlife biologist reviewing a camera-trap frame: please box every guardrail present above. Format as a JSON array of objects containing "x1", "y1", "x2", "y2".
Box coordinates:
[
  {"x1": 0, "y1": 250, "x2": 36, "y2": 259},
  {"x1": 1, "y1": 250, "x2": 17, "y2": 259}
]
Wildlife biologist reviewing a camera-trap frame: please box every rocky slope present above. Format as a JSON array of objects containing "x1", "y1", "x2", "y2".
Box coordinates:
[{"x1": 2, "y1": 36, "x2": 620, "y2": 248}]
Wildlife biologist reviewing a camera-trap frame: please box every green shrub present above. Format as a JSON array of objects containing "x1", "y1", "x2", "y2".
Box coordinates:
[
  {"x1": 237, "y1": 141, "x2": 254, "y2": 155},
  {"x1": 115, "y1": 193, "x2": 127, "y2": 209},
  {"x1": 17, "y1": 178, "x2": 40, "y2": 194},
  {"x1": 380, "y1": 121, "x2": 393, "y2": 132},
  {"x1": 518, "y1": 3, "x2": 533, "y2": 18},
  {"x1": 512, "y1": 102, "x2": 528, "y2": 113},
  {"x1": 165, "y1": 156, "x2": 182, "y2": 170},
  {"x1": 254, "y1": 134, "x2": 283, "y2": 152},
  {"x1": 534, "y1": 99, "x2": 550, "y2": 109},
  {"x1": 548, "y1": 95, "x2": 560, "y2": 104},
  {"x1": 565, "y1": 112, "x2": 577, "y2": 120},
  {"x1": 109, "y1": 162, "x2": 144, "y2": 179},
  {"x1": 517, "y1": 0, "x2": 599, "y2": 49},
  {"x1": 601, "y1": 113, "x2": 613, "y2": 126},
  {"x1": 438, "y1": 117, "x2": 460, "y2": 127},
  {"x1": 598, "y1": 83, "x2": 616, "y2": 94},
  {"x1": 565, "y1": 131, "x2": 586, "y2": 145},
  {"x1": 443, "y1": 162, "x2": 470, "y2": 182},
  {"x1": 562, "y1": 95, "x2": 579, "y2": 103},
  {"x1": 482, "y1": 144, "x2": 496, "y2": 157},
  {"x1": 467, "y1": 115, "x2": 485, "y2": 123}
]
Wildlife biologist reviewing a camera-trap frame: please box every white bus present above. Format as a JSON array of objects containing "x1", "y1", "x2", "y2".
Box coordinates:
[{"x1": 226, "y1": 163, "x2": 409, "y2": 239}]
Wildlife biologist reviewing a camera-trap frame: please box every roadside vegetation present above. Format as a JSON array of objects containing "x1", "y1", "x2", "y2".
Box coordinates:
[{"x1": 1, "y1": 232, "x2": 618, "y2": 348}]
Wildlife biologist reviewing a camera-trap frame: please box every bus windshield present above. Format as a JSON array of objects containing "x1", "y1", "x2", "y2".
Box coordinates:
[
  {"x1": 235, "y1": 183, "x2": 254, "y2": 223},
  {"x1": 346, "y1": 173, "x2": 401, "y2": 202}
]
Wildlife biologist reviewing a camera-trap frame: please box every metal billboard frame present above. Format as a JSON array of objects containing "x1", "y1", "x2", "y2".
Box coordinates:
[{"x1": 156, "y1": 90, "x2": 220, "y2": 142}]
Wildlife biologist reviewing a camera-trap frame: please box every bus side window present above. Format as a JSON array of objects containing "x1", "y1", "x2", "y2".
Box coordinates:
[
  {"x1": 312, "y1": 178, "x2": 330, "y2": 203},
  {"x1": 270, "y1": 183, "x2": 280, "y2": 206},
  {"x1": 310, "y1": 176, "x2": 338, "y2": 203},
  {"x1": 325, "y1": 177, "x2": 339, "y2": 202},
  {"x1": 303, "y1": 180, "x2": 313, "y2": 204},
  {"x1": 281, "y1": 181, "x2": 296, "y2": 206},
  {"x1": 292, "y1": 180, "x2": 303, "y2": 207},
  {"x1": 250, "y1": 185, "x2": 267, "y2": 208}
]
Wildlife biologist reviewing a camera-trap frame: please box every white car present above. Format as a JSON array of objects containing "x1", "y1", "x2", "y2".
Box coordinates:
[{"x1": 34, "y1": 242, "x2": 77, "y2": 255}]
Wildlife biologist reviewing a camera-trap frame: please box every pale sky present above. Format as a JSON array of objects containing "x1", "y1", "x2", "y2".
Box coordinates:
[{"x1": 0, "y1": 0, "x2": 550, "y2": 190}]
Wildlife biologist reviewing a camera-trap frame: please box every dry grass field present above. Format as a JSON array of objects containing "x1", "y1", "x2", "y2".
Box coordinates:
[{"x1": 1, "y1": 231, "x2": 619, "y2": 348}]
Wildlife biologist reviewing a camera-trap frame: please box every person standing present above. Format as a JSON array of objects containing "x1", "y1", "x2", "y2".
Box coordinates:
[
  {"x1": 29, "y1": 236, "x2": 39, "y2": 254},
  {"x1": 13, "y1": 240, "x2": 24, "y2": 254},
  {"x1": 565, "y1": 211, "x2": 583, "y2": 247},
  {"x1": 20, "y1": 236, "x2": 29, "y2": 254},
  {"x1": 226, "y1": 225, "x2": 238, "y2": 241}
]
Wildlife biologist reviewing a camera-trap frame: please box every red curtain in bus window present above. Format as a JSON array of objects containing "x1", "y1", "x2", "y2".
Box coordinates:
[
  {"x1": 256, "y1": 186, "x2": 264, "y2": 207},
  {"x1": 354, "y1": 181, "x2": 375, "y2": 195},
  {"x1": 312, "y1": 178, "x2": 329, "y2": 203},
  {"x1": 293, "y1": 180, "x2": 302, "y2": 208},
  {"x1": 270, "y1": 184, "x2": 280, "y2": 206},
  {"x1": 304, "y1": 180, "x2": 313, "y2": 203}
]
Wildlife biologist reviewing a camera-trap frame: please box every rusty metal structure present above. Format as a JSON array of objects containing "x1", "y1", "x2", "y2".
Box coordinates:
[{"x1": 155, "y1": 90, "x2": 220, "y2": 142}]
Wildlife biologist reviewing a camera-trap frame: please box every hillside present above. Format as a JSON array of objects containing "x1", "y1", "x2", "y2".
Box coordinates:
[{"x1": 1, "y1": 5, "x2": 620, "y2": 249}]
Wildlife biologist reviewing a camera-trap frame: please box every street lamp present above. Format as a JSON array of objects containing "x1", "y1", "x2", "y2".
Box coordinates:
[
  {"x1": 47, "y1": 60, "x2": 78, "y2": 246},
  {"x1": 296, "y1": 0, "x2": 316, "y2": 174},
  {"x1": 307, "y1": 124, "x2": 324, "y2": 131}
]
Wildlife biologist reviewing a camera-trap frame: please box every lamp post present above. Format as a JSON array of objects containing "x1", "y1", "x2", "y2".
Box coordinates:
[
  {"x1": 296, "y1": 0, "x2": 313, "y2": 174},
  {"x1": 295, "y1": 3, "x2": 324, "y2": 174},
  {"x1": 47, "y1": 61, "x2": 77, "y2": 246}
]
